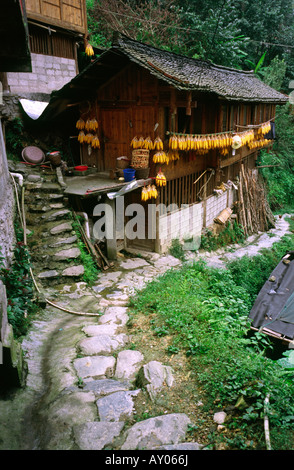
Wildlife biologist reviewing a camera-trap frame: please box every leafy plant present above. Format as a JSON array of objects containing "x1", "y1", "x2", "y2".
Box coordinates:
[{"x1": 0, "y1": 234, "x2": 37, "y2": 337}]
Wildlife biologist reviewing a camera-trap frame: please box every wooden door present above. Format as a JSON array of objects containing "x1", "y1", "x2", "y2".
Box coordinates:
[
  {"x1": 124, "y1": 189, "x2": 156, "y2": 252},
  {"x1": 101, "y1": 108, "x2": 131, "y2": 170}
]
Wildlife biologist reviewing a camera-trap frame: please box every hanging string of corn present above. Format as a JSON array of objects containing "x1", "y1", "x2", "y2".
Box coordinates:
[
  {"x1": 248, "y1": 139, "x2": 273, "y2": 149},
  {"x1": 155, "y1": 170, "x2": 167, "y2": 187},
  {"x1": 130, "y1": 136, "x2": 164, "y2": 150},
  {"x1": 141, "y1": 184, "x2": 158, "y2": 201}
]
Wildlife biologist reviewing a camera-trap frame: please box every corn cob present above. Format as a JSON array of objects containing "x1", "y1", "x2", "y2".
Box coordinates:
[
  {"x1": 85, "y1": 43, "x2": 94, "y2": 57},
  {"x1": 153, "y1": 136, "x2": 164, "y2": 150},
  {"x1": 76, "y1": 118, "x2": 85, "y2": 130},
  {"x1": 143, "y1": 136, "x2": 154, "y2": 150},
  {"x1": 91, "y1": 135, "x2": 100, "y2": 149},
  {"x1": 156, "y1": 170, "x2": 166, "y2": 187},
  {"x1": 78, "y1": 131, "x2": 85, "y2": 144}
]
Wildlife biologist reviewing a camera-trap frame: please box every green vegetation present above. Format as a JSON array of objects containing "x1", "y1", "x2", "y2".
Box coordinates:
[
  {"x1": 258, "y1": 104, "x2": 294, "y2": 213},
  {"x1": 129, "y1": 220, "x2": 294, "y2": 449},
  {"x1": 200, "y1": 221, "x2": 245, "y2": 252},
  {"x1": 0, "y1": 225, "x2": 37, "y2": 338},
  {"x1": 71, "y1": 215, "x2": 99, "y2": 285}
]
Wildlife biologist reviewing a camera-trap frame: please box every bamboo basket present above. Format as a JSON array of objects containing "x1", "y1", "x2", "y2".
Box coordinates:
[{"x1": 131, "y1": 149, "x2": 150, "y2": 169}]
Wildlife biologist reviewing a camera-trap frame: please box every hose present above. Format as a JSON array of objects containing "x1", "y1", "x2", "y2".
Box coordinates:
[{"x1": 10, "y1": 172, "x2": 102, "y2": 317}]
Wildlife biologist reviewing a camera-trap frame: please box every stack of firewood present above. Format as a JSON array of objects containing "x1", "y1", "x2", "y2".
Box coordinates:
[{"x1": 235, "y1": 166, "x2": 275, "y2": 237}]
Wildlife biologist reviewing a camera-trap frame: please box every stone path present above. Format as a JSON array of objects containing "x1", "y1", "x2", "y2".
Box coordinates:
[
  {"x1": 5, "y1": 162, "x2": 293, "y2": 450},
  {"x1": 19, "y1": 211, "x2": 291, "y2": 450}
]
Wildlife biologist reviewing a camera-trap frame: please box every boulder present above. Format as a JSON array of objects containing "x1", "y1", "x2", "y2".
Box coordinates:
[
  {"x1": 121, "y1": 413, "x2": 191, "y2": 450},
  {"x1": 74, "y1": 421, "x2": 125, "y2": 450},
  {"x1": 136, "y1": 360, "x2": 174, "y2": 401},
  {"x1": 97, "y1": 390, "x2": 141, "y2": 422},
  {"x1": 114, "y1": 350, "x2": 144, "y2": 383}
]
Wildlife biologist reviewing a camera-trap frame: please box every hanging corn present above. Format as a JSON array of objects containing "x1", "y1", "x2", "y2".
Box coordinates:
[
  {"x1": 153, "y1": 136, "x2": 164, "y2": 151},
  {"x1": 85, "y1": 42, "x2": 94, "y2": 57},
  {"x1": 153, "y1": 151, "x2": 168, "y2": 164},
  {"x1": 156, "y1": 170, "x2": 167, "y2": 187},
  {"x1": 78, "y1": 131, "x2": 85, "y2": 144},
  {"x1": 91, "y1": 135, "x2": 100, "y2": 149},
  {"x1": 143, "y1": 136, "x2": 154, "y2": 150},
  {"x1": 84, "y1": 133, "x2": 94, "y2": 144},
  {"x1": 76, "y1": 118, "x2": 85, "y2": 130},
  {"x1": 141, "y1": 186, "x2": 149, "y2": 201}
]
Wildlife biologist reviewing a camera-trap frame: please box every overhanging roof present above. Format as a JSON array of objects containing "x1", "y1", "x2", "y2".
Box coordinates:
[{"x1": 23, "y1": 33, "x2": 288, "y2": 123}]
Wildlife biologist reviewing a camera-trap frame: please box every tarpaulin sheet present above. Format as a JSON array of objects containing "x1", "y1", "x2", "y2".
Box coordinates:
[{"x1": 249, "y1": 251, "x2": 294, "y2": 340}]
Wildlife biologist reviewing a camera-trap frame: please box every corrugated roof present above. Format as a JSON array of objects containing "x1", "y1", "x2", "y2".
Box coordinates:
[{"x1": 112, "y1": 34, "x2": 288, "y2": 103}]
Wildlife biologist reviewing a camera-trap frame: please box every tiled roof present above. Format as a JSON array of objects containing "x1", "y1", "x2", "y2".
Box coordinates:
[{"x1": 112, "y1": 34, "x2": 288, "y2": 103}]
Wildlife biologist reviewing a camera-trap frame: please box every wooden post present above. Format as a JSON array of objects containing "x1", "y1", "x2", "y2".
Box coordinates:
[
  {"x1": 202, "y1": 172, "x2": 207, "y2": 228},
  {"x1": 106, "y1": 198, "x2": 117, "y2": 260}
]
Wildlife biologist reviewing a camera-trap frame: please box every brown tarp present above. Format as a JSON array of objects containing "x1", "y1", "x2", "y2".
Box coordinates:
[{"x1": 249, "y1": 251, "x2": 294, "y2": 341}]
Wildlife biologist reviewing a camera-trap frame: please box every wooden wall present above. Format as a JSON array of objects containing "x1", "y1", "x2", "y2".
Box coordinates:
[
  {"x1": 79, "y1": 62, "x2": 276, "y2": 200},
  {"x1": 25, "y1": 0, "x2": 87, "y2": 34}
]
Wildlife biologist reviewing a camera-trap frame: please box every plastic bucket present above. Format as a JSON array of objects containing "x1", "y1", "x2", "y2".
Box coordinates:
[{"x1": 123, "y1": 168, "x2": 136, "y2": 182}]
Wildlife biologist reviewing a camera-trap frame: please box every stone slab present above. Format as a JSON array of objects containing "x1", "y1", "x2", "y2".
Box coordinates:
[
  {"x1": 82, "y1": 324, "x2": 120, "y2": 337},
  {"x1": 121, "y1": 413, "x2": 191, "y2": 450},
  {"x1": 114, "y1": 350, "x2": 144, "y2": 383},
  {"x1": 97, "y1": 389, "x2": 141, "y2": 422},
  {"x1": 50, "y1": 222, "x2": 72, "y2": 235},
  {"x1": 62, "y1": 265, "x2": 84, "y2": 277},
  {"x1": 54, "y1": 247, "x2": 81, "y2": 261},
  {"x1": 120, "y1": 258, "x2": 150, "y2": 270},
  {"x1": 83, "y1": 378, "x2": 130, "y2": 397},
  {"x1": 99, "y1": 306, "x2": 129, "y2": 327},
  {"x1": 137, "y1": 360, "x2": 174, "y2": 401},
  {"x1": 73, "y1": 356, "x2": 116, "y2": 379},
  {"x1": 74, "y1": 421, "x2": 125, "y2": 450},
  {"x1": 79, "y1": 334, "x2": 129, "y2": 355}
]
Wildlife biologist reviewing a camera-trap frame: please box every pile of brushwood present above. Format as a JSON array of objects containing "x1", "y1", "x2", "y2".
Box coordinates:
[{"x1": 235, "y1": 166, "x2": 275, "y2": 237}]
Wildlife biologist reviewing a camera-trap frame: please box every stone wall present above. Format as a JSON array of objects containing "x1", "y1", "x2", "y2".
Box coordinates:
[
  {"x1": 6, "y1": 53, "x2": 77, "y2": 96},
  {"x1": 0, "y1": 121, "x2": 15, "y2": 265}
]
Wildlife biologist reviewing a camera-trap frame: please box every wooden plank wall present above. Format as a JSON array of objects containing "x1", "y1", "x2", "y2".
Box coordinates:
[
  {"x1": 25, "y1": 0, "x2": 87, "y2": 34},
  {"x1": 79, "y1": 62, "x2": 276, "y2": 201},
  {"x1": 29, "y1": 24, "x2": 76, "y2": 58}
]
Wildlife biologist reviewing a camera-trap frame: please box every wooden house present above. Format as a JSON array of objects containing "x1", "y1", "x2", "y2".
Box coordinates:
[{"x1": 30, "y1": 34, "x2": 288, "y2": 258}]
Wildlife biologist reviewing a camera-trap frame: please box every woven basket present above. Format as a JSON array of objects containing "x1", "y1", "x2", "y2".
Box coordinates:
[
  {"x1": 116, "y1": 157, "x2": 130, "y2": 169},
  {"x1": 131, "y1": 149, "x2": 150, "y2": 169}
]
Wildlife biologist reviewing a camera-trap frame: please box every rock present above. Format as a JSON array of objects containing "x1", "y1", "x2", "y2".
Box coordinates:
[
  {"x1": 50, "y1": 222, "x2": 72, "y2": 235},
  {"x1": 38, "y1": 270, "x2": 59, "y2": 279},
  {"x1": 83, "y1": 378, "x2": 130, "y2": 397},
  {"x1": 97, "y1": 390, "x2": 141, "y2": 422},
  {"x1": 79, "y1": 334, "x2": 129, "y2": 355},
  {"x1": 43, "y1": 209, "x2": 71, "y2": 221},
  {"x1": 54, "y1": 247, "x2": 81, "y2": 261},
  {"x1": 156, "y1": 442, "x2": 201, "y2": 450},
  {"x1": 83, "y1": 324, "x2": 121, "y2": 337},
  {"x1": 99, "y1": 306, "x2": 129, "y2": 327},
  {"x1": 213, "y1": 411, "x2": 227, "y2": 425},
  {"x1": 73, "y1": 356, "x2": 116, "y2": 379},
  {"x1": 27, "y1": 174, "x2": 43, "y2": 183},
  {"x1": 62, "y1": 265, "x2": 84, "y2": 277},
  {"x1": 74, "y1": 421, "x2": 125, "y2": 450},
  {"x1": 136, "y1": 361, "x2": 174, "y2": 401},
  {"x1": 49, "y1": 235, "x2": 78, "y2": 247},
  {"x1": 153, "y1": 255, "x2": 182, "y2": 269},
  {"x1": 121, "y1": 413, "x2": 191, "y2": 450},
  {"x1": 114, "y1": 350, "x2": 144, "y2": 383},
  {"x1": 120, "y1": 258, "x2": 150, "y2": 270},
  {"x1": 47, "y1": 391, "x2": 97, "y2": 427}
]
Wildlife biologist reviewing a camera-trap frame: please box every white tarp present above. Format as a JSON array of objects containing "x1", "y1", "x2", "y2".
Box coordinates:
[{"x1": 19, "y1": 99, "x2": 49, "y2": 120}]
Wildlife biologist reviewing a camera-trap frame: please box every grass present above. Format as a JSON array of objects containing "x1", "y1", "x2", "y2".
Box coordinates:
[{"x1": 128, "y1": 217, "x2": 294, "y2": 450}]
